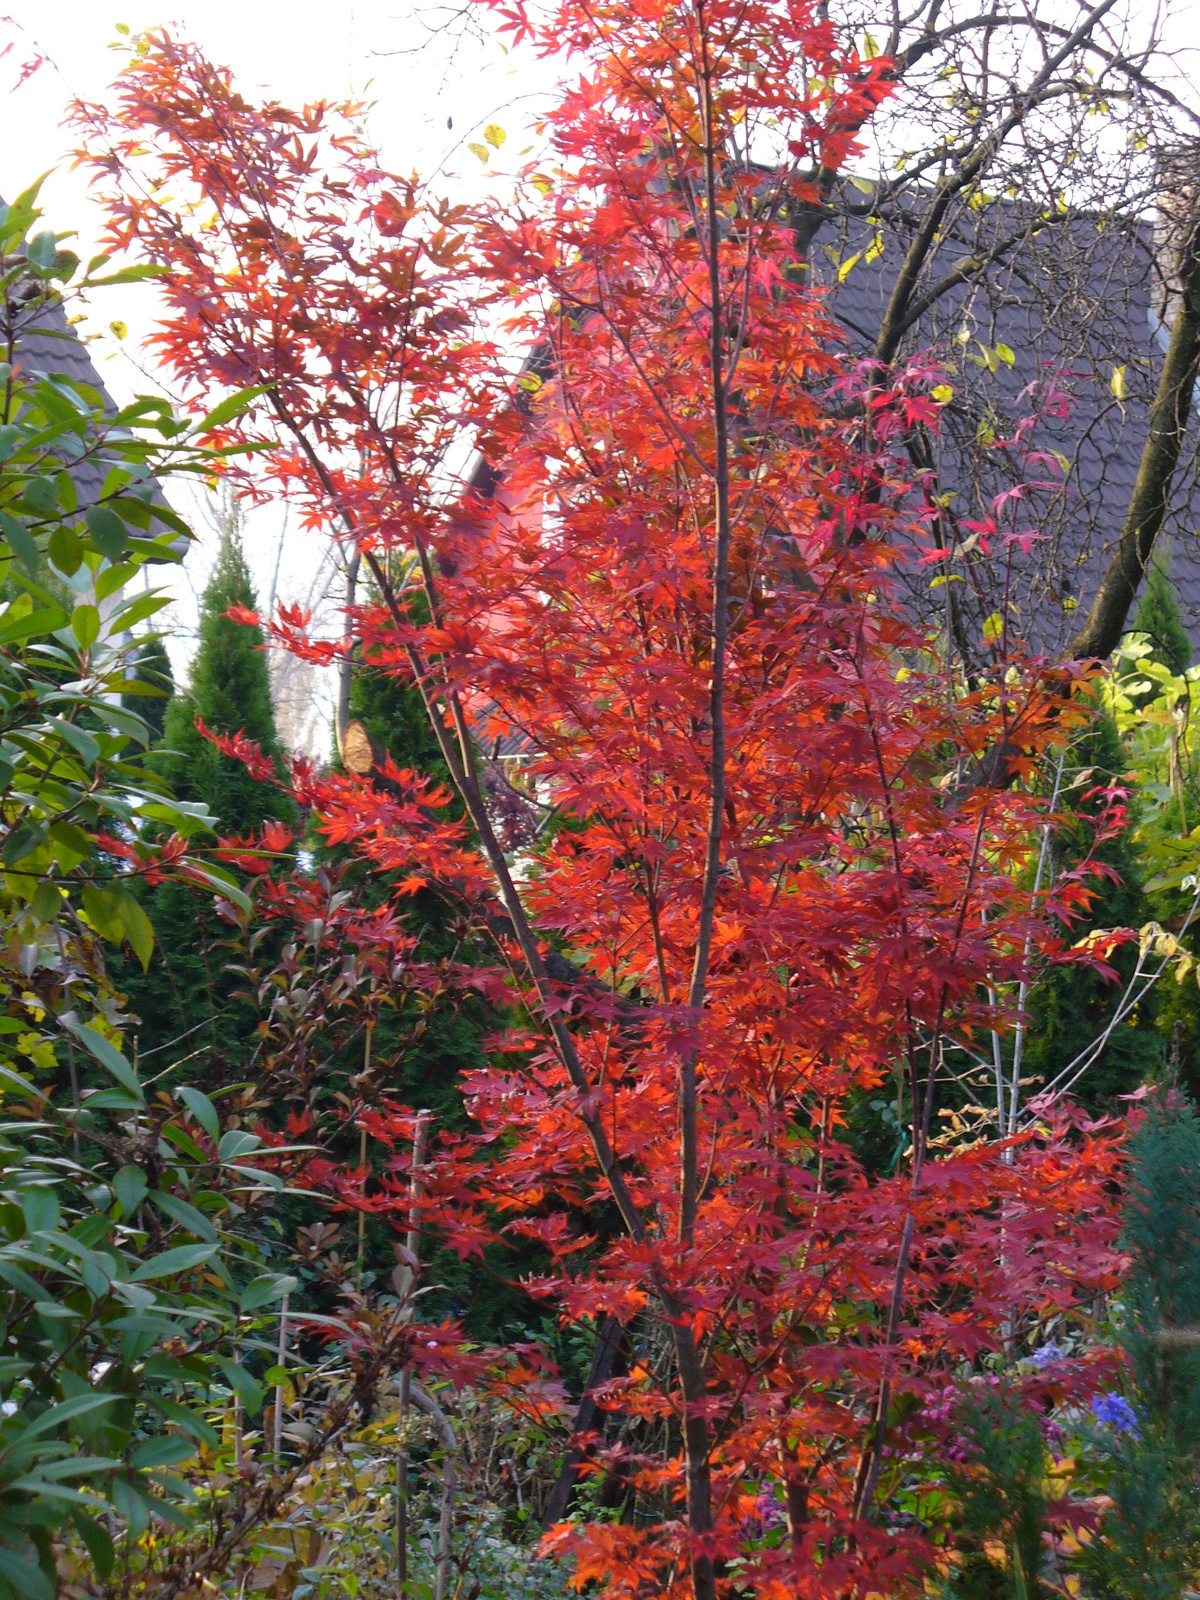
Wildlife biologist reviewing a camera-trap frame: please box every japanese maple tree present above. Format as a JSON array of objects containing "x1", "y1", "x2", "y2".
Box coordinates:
[{"x1": 77, "y1": 7, "x2": 1129, "y2": 1596}]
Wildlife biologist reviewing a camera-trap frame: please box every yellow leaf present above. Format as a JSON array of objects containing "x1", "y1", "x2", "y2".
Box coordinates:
[
  {"x1": 932, "y1": 383, "x2": 954, "y2": 404},
  {"x1": 1111, "y1": 364, "x2": 1127, "y2": 400},
  {"x1": 467, "y1": 142, "x2": 489, "y2": 164},
  {"x1": 982, "y1": 612, "x2": 1005, "y2": 643},
  {"x1": 484, "y1": 123, "x2": 506, "y2": 148},
  {"x1": 837, "y1": 251, "x2": 862, "y2": 283},
  {"x1": 109, "y1": 320, "x2": 127, "y2": 340},
  {"x1": 865, "y1": 231, "x2": 884, "y2": 264}
]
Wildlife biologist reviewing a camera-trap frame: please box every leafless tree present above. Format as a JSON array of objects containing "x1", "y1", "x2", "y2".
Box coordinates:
[{"x1": 786, "y1": 0, "x2": 1200, "y2": 668}]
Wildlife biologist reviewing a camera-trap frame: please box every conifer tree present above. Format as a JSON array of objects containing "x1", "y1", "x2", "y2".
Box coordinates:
[
  {"x1": 159, "y1": 518, "x2": 295, "y2": 833},
  {"x1": 1134, "y1": 555, "x2": 1193, "y2": 679},
  {"x1": 123, "y1": 513, "x2": 295, "y2": 1063},
  {"x1": 341, "y1": 645, "x2": 478, "y2": 1125},
  {"x1": 1077, "y1": 1089, "x2": 1200, "y2": 1599},
  {"x1": 335, "y1": 642, "x2": 529, "y2": 1339}
]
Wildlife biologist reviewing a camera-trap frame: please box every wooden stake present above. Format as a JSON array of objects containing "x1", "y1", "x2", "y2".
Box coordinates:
[
  {"x1": 274, "y1": 1292, "x2": 289, "y2": 1458},
  {"x1": 357, "y1": 1023, "x2": 373, "y2": 1274},
  {"x1": 397, "y1": 1110, "x2": 430, "y2": 1596}
]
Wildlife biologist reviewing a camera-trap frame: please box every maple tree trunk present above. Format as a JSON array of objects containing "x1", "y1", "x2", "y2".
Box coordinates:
[{"x1": 665, "y1": 12, "x2": 733, "y2": 1594}]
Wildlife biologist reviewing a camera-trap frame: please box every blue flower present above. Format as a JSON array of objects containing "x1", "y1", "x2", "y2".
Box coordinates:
[
  {"x1": 1030, "y1": 1343, "x2": 1064, "y2": 1368},
  {"x1": 1091, "y1": 1393, "x2": 1141, "y2": 1439}
]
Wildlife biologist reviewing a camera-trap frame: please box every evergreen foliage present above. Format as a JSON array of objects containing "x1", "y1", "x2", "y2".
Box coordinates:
[
  {"x1": 339, "y1": 623, "x2": 474, "y2": 1130},
  {"x1": 123, "y1": 518, "x2": 294, "y2": 1062},
  {"x1": 158, "y1": 521, "x2": 295, "y2": 833},
  {"x1": 1134, "y1": 556, "x2": 1193, "y2": 680},
  {"x1": 1023, "y1": 711, "x2": 1160, "y2": 1106},
  {"x1": 942, "y1": 1382, "x2": 1057, "y2": 1599},
  {"x1": 338, "y1": 647, "x2": 514, "y2": 1335},
  {"x1": 1076, "y1": 1089, "x2": 1200, "y2": 1599}
]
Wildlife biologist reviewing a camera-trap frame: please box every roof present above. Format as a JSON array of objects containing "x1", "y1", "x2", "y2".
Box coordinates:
[
  {"x1": 813, "y1": 205, "x2": 1200, "y2": 654},
  {"x1": 13, "y1": 295, "x2": 181, "y2": 556}
]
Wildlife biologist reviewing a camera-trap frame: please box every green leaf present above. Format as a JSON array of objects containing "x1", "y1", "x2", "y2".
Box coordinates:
[
  {"x1": 1, "y1": 821, "x2": 46, "y2": 867},
  {"x1": 178, "y1": 1088, "x2": 219, "y2": 1143},
  {"x1": 84, "y1": 506, "x2": 128, "y2": 562},
  {"x1": 218, "y1": 1129, "x2": 262, "y2": 1162},
  {"x1": 149, "y1": 1399, "x2": 219, "y2": 1449},
  {"x1": 0, "y1": 603, "x2": 68, "y2": 643},
  {"x1": 72, "y1": 604, "x2": 101, "y2": 651},
  {"x1": 130, "y1": 1242, "x2": 218, "y2": 1282},
  {"x1": 107, "y1": 592, "x2": 169, "y2": 632},
  {"x1": 184, "y1": 864, "x2": 252, "y2": 918},
  {"x1": 120, "y1": 894, "x2": 155, "y2": 971},
  {"x1": 110, "y1": 1476, "x2": 151, "y2": 1539},
  {"x1": 112, "y1": 1166, "x2": 148, "y2": 1217},
  {"x1": 12, "y1": 1391, "x2": 116, "y2": 1444},
  {"x1": 0, "y1": 1258, "x2": 50, "y2": 1301},
  {"x1": 94, "y1": 562, "x2": 139, "y2": 602},
  {"x1": 0, "y1": 1546, "x2": 53, "y2": 1600},
  {"x1": 85, "y1": 263, "x2": 168, "y2": 286},
  {"x1": 47, "y1": 523, "x2": 83, "y2": 576},
  {"x1": 21, "y1": 1186, "x2": 60, "y2": 1236},
  {"x1": 81, "y1": 1089, "x2": 144, "y2": 1111},
  {"x1": 195, "y1": 385, "x2": 273, "y2": 434},
  {"x1": 130, "y1": 1435, "x2": 196, "y2": 1470},
  {"x1": 54, "y1": 718, "x2": 100, "y2": 767},
  {"x1": 62, "y1": 1019, "x2": 143, "y2": 1100},
  {"x1": 22, "y1": 477, "x2": 58, "y2": 515},
  {"x1": 150, "y1": 1190, "x2": 216, "y2": 1241},
  {"x1": 240, "y1": 1273, "x2": 298, "y2": 1312},
  {"x1": 216, "y1": 1357, "x2": 263, "y2": 1417},
  {"x1": 81, "y1": 886, "x2": 126, "y2": 944},
  {"x1": 48, "y1": 822, "x2": 89, "y2": 872},
  {"x1": 30, "y1": 880, "x2": 61, "y2": 923},
  {"x1": 0, "y1": 510, "x2": 38, "y2": 570},
  {"x1": 158, "y1": 1123, "x2": 206, "y2": 1162},
  {"x1": 70, "y1": 1510, "x2": 114, "y2": 1581}
]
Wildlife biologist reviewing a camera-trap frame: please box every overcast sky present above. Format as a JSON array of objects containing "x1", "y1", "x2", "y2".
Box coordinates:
[{"x1": 0, "y1": 2, "x2": 555, "y2": 746}]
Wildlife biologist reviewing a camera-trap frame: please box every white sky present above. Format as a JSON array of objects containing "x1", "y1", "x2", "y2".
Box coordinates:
[{"x1": 0, "y1": 1, "x2": 555, "y2": 750}]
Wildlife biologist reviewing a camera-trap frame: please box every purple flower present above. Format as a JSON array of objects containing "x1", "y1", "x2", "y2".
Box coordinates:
[
  {"x1": 1091, "y1": 1393, "x2": 1141, "y2": 1439},
  {"x1": 753, "y1": 1490, "x2": 785, "y2": 1531},
  {"x1": 1030, "y1": 1342, "x2": 1064, "y2": 1368}
]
